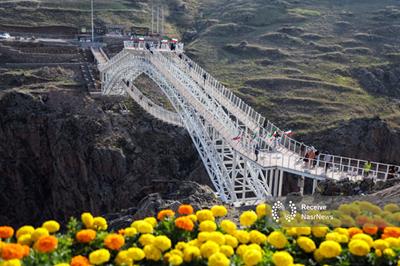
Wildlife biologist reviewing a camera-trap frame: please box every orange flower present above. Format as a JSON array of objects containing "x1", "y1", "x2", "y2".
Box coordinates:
[
  {"x1": 1, "y1": 243, "x2": 25, "y2": 260},
  {"x1": 355, "y1": 215, "x2": 371, "y2": 226},
  {"x1": 363, "y1": 223, "x2": 378, "y2": 235},
  {"x1": 71, "y1": 255, "x2": 90, "y2": 266},
  {"x1": 34, "y1": 235, "x2": 58, "y2": 253},
  {"x1": 157, "y1": 209, "x2": 175, "y2": 220},
  {"x1": 22, "y1": 245, "x2": 30, "y2": 257},
  {"x1": 118, "y1": 229, "x2": 125, "y2": 235},
  {"x1": 348, "y1": 227, "x2": 363, "y2": 238},
  {"x1": 104, "y1": 234, "x2": 125, "y2": 250},
  {"x1": 382, "y1": 227, "x2": 400, "y2": 239},
  {"x1": 178, "y1": 205, "x2": 194, "y2": 215},
  {"x1": 76, "y1": 229, "x2": 96, "y2": 243},
  {"x1": 175, "y1": 216, "x2": 194, "y2": 231},
  {"x1": 0, "y1": 226, "x2": 14, "y2": 239},
  {"x1": 373, "y1": 218, "x2": 388, "y2": 230}
]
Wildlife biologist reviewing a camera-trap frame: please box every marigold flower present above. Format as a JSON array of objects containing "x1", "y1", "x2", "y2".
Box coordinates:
[
  {"x1": 81, "y1": 213, "x2": 94, "y2": 229},
  {"x1": 199, "y1": 221, "x2": 217, "y2": 232},
  {"x1": 168, "y1": 254, "x2": 183, "y2": 266},
  {"x1": 104, "y1": 233, "x2": 125, "y2": 250},
  {"x1": 132, "y1": 220, "x2": 153, "y2": 234},
  {"x1": 1, "y1": 259, "x2": 21, "y2": 266},
  {"x1": 54, "y1": 263, "x2": 69, "y2": 266},
  {"x1": 349, "y1": 239, "x2": 370, "y2": 256},
  {"x1": 348, "y1": 227, "x2": 363, "y2": 238},
  {"x1": 127, "y1": 247, "x2": 145, "y2": 261},
  {"x1": 256, "y1": 203, "x2": 271, "y2": 218},
  {"x1": 220, "y1": 220, "x2": 237, "y2": 235},
  {"x1": 196, "y1": 210, "x2": 215, "y2": 222},
  {"x1": 183, "y1": 246, "x2": 201, "y2": 262},
  {"x1": 16, "y1": 226, "x2": 34, "y2": 239},
  {"x1": 115, "y1": 250, "x2": 132, "y2": 266},
  {"x1": 89, "y1": 249, "x2": 111, "y2": 265},
  {"x1": 92, "y1": 217, "x2": 108, "y2": 231},
  {"x1": 144, "y1": 217, "x2": 157, "y2": 227},
  {"x1": 143, "y1": 244, "x2": 162, "y2": 261},
  {"x1": 383, "y1": 248, "x2": 396, "y2": 257},
  {"x1": 178, "y1": 204, "x2": 194, "y2": 215},
  {"x1": 139, "y1": 234, "x2": 155, "y2": 246},
  {"x1": 209, "y1": 232, "x2": 225, "y2": 245},
  {"x1": 373, "y1": 239, "x2": 389, "y2": 251},
  {"x1": 208, "y1": 252, "x2": 230, "y2": 266},
  {"x1": 268, "y1": 231, "x2": 287, "y2": 249},
  {"x1": 219, "y1": 245, "x2": 234, "y2": 257},
  {"x1": 153, "y1": 235, "x2": 171, "y2": 252},
  {"x1": 243, "y1": 249, "x2": 262, "y2": 266},
  {"x1": 297, "y1": 236, "x2": 316, "y2": 253},
  {"x1": 22, "y1": 245, "x2": 30, "y2": 257},
  {"x1": 272, "y1": 251, "x2": 293, "y2": 266},
  {"x1": 249, "y1": 230, "x2": 267, "y2": 245},
  {"x1": 225, "y1": 234, "x2": 238, "y2": 248},
  {"x1": 1, "y1": 243, "x2": 25, "y2": 260},
  {"x1": 34, "y1": 235, "x2": 58, "y2": 253},
  {"x1": 200, "y1": 241, "x2": 219, "y2": 258},
  {"x1": 124, "y1": 227, "x2": 137, "y2": 237},
  {"x1": 383, "y1": 237, "x2": 400, "y2": 248},
  {"x1": 319, "y1": 240, "x2": 342, "y2": 259},
  {"x1": 311, "y1": 226, "x2": 329, "y2": 238},
  {"x1": 211, "y1": 205, "x2": 228, "y2": 217},
  {"x1": 157, "y1": 209, "x2": 175, "y2": 220},
  {"x1": 235, "y1": 230, "x2": 250, "y2": 244},
  {"x1": 352, "y1": 233, "x2": 373, "y2": 247},
  {"x1": 31, "y1": 228, "x2": 49, "y2": 242},
  {"x1": 363, "y1": 223, "x2": 378, "y2": 235},
  {"x1": 175, "y1": 217, "x2": 194, "y2": 231},
  {"x1": 76, "y1": 229, "x2": 96, "y2": 243},
  {"x1": 240, "y1": 211, "x2": 258, "y2": 227},
  {"x1": 17, "y1": 234, "x2": 32, "y2": 246},
  {"x1": 71, "y1": 255, "x2": 90, "y2": 266},
  {"x1": 42, "y1": 220, "x2": 60, "y2": 233},
  {"x1": 0, "y1": 226, "x2": 14, "y2": 239},
  {"x1": 382, "y1": 227, "x2": 400, "y2": 239},
  {"x1": 296, "y1": 226, "x2": 311, "y2": 236}
]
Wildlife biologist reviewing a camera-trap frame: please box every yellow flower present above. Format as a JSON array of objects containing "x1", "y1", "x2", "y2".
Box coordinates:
[
  {"x1": 325, "y1": 232, "x2": 346, "y2": 243},
  {"x1": 124, "y1": 227, "x2": 137, "y2": 237},
  {"x1": 17, "y1": 234, "x2": 32, "y2": 246},
  {"x1": 183, "y1": 246, "x2": 201, "y2": 262},
  {"x1": 296, "y1": 227, "x2": 311, "y2": 236},
  {"x1": 81, "y1": 213, "x2": 94, "y2": 229},
  {"x1": 313, "y1": 249, "x2": 324, "y2": 262},
  {"x1": 196, "y1": 210, "x2": 215, "y2": 222},
  {"x1": 352, "y1": 233, "x2": 373, "y2": 247},
  {"x1": 200, "y1": 241, "x2": 220, "y2": 258},
  {"x1": 139, "y1": 234, "x2": 155, "y2": 246},
  {"x1": 225, "y1": 234, "x2": 238, "y2": 248},
  {"x1": 243, "y1": 249, "x2": 262, "y2": 266},
  {"x1": 92, "y1": 217, "x2": 108, "y2": 231},
  {"x1": 373, "y1": 239, "x2": 389, "y2": 251},
  {"x1": 220, "y1": 220, "x2": 237, "y2": 235},
  {"x1": 220, "y1": 245, "x2": 234, "y2": 257},
  {"x1": 1, "y1": 260, "x2": 21, "y2": 266},
  {"x1": 235, "y1": 230, "x2": 250, "y2": 244},
  {"x1": 312, "y1": 226, "x2": 329, "y2": 238},
  {"x1": 199, "y1": 221, "x2": 217, "y2": 232},
  {"x1": 54, "y1": 264, "x2": 69, "y2": 266},
  {"x1": 42, "y1": 220, "x2": 60, "y2": 233},
  {"x1": 268, "y1": 231, "x2": 287, "y2": 249},
  {"x1": 208, "y1": 252, "x2": 230, "y2": 266},
  {"x1": 349, "y1": 239, "x2": 370, "y2": 256},
  {"x1": 188, "y1": 214, "x2": 198, "y2": 222},
  {"x1": 376, "y1": 249, "x2": 382, "y2": 257},
  {"x1": 16, "y1": 226, "x2": 34, "y2": 238},
  {"x1": 198, "y1": 232, "x2": 210, "y2": 243},
  {"x1": 89, "y1": 249, "x2": 111, "y2": 265},
  {"x1": 236, "y1": 244, "x2": 248, "y2": 256},
  {"x1": 240, "y1": 211, "x2": 258, "y2": 227},
  {"x1": 153, "y1": 235, "x2": 171, "y2": 252},
  {"x1": 256, "y1": 203, "x2": 271, "y2": 218},
  {"x1": 143, "y1": 245, "x2": 162, "y2": 261},
  {"x1": 385, "y1": 237, "x2": 400, "y2": 248},
  {"x1": 115, "y1": 250, "x2": 132, "y2": 266},
  {"x1": 249, "y1": 230, "x2": 267, "y2": 245},
  {"x1": 127, "y1": 247, "x2": 145, "y2": 261},
  {"x1": 169, "y1": 254, "x2": 183, "y2": 265},
  {"x1": 208, "y1": 232, "x2": 225, "y2": 245},
  {"x1": 297, "y1": 237, "x2": 316, "y2": 253},
  {"x1": 272, "y1": 251, "x2": 293, "y2": 266},
  {"x1": 144, "y1": 217, "x2": 157, "y2": 227},
  {"x1": 383, "y1": 248, "x2": 396, "y2": 257},
  {"x1": 211, "y1": 205, "x2": 228, "y2": 217},
  {"x1": 31, "y1": 228, "x2": 49, "y2": 241},
  {"x1": 188, "y1": 239, "x2": 200, "y2": 247},
  {"x1": 247, "y1": 243, "x2": 262, "y2": 252},
  {"x1": 175, "y1": 242, "x2": 188, "y2": 251},
  {"x1": 319, "y1": 240, "x2": 342, "y2": 259},
  {"x1": 136, "y1": 221, "x2": 153, "y2": 234}
]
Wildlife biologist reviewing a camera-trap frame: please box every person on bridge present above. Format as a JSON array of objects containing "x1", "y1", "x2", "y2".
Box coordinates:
[
  {"x1": 255, "y1": 144, "x2": 260, "y2": 162},
  {"x1": 324, "y1": 153, "x2": 332, "y2": 174},
  {"x1": 203, "y1": 73, "x2": 207, "y2": 85},
  {"x1": 363, "y1": 160, "x2": 372, "y2": 177}
]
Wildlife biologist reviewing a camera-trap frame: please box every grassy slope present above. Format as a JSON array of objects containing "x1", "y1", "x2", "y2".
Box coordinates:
[{"x1": 1, "y1": 0, "x2": 400, "y2": 135}]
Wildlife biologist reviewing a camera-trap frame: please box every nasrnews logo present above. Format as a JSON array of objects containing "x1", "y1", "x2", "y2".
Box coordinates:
[{"x1": 271, "y1": 201, "x2": 334, "y2": 223}]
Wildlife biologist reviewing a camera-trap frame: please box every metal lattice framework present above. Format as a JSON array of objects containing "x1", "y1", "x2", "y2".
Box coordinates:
[{"x1": 97, "y1": 46, "x2": 399, "y2": 203}]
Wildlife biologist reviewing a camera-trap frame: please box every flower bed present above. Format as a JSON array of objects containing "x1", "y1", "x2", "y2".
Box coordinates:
[{"x1": 0, "y1": 202, "x2": 400, "y2": 265}]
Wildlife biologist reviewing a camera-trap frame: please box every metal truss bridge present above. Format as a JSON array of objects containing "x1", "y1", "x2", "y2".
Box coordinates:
[{"x1": 91, "y1": 44, "x2": 398, "y2": 204}]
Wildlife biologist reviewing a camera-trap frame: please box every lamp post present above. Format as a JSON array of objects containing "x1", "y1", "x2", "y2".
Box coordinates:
[{"x1": 91, "y1": 0, "x2": 94, "y2": 43}]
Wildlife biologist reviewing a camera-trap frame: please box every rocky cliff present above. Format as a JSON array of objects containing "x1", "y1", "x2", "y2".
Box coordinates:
[{"x1": 0, "y1": 88, "x2": 208, "y2": 227}]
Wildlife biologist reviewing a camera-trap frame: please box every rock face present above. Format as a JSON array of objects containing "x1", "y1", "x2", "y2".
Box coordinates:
[
  {"x1": 0, "y1": 89, "x2": 208, "y2": 227},
  {"x1": 298, "y1": 117, "x2": 400, "y2": 165}
]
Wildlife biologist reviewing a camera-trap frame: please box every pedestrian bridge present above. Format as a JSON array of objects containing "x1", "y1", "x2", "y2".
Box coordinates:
[{"x1": 94, "y1": 42, "x2": 399, "y2": 203}]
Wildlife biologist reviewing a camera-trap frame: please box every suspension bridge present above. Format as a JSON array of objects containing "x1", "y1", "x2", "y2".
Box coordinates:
[{"x1": 91, "y1": 42, "x2": 398, "y2": 204}]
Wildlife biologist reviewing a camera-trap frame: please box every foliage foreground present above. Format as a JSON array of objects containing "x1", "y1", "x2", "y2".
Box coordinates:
[{"x1": 1, "y1": 201, "x2": 400, "y2": 266}]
